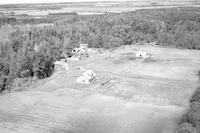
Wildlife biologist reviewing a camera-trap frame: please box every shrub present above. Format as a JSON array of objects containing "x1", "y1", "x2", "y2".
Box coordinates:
[
  {"x1": 11, "y1": 77, "x2": 36, "y2": 91},
  {"x1": 190, "y1": 87, "x2": 200, "y2": 103},
  {"x1": 198, "y1": 71, "x2": 200, "y2": 79},
  {"x1": 178, "y1": 86, "x2": 200, "y2": 132}
]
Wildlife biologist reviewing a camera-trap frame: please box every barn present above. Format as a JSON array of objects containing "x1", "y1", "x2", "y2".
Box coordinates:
[{"x1": 136, "y1": 50, "x2": 150, "y2": 58}]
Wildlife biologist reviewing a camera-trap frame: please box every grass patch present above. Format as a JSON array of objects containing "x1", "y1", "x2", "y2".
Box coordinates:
[
  {"x1": 142, "y1": 57, "x2": 157, "y2": 63},
  {"x1": 113, "y1": 55, "x2": 137, "y2": 64},
  {"x1": 10, "y1": 77, "x2": 37, "y2": 92}
]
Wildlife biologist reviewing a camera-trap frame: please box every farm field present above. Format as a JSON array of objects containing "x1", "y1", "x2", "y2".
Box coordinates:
[
  {"x1": 0, "y1": 0, "x2": 200, "y2": 16},
  {"x1": 0, "y1": 45, "x2": 200, "y2": 133}
]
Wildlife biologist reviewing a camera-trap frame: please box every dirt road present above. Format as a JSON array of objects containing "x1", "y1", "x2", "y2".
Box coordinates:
[{"x1": 0, "y1": 45, "x2": 200, "y2": 133}]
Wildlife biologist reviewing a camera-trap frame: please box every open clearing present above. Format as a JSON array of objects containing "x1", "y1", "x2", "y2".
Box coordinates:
[{"x1": 0, "y1": 45, "x2": 200, "y2": 133}]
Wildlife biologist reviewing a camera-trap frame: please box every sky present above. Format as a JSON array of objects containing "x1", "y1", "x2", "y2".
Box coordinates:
[{"x1": 0, "y1": 0, "x2": 136, "y2": 5}]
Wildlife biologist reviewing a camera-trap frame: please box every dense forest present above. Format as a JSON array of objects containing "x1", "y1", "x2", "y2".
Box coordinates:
[{"x1": 1, "y1": 7, "x2": 200, "y2": 91}]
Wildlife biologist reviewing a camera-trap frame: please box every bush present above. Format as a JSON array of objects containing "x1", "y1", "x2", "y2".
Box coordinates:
[
  {"x1": 178, "y1": 87, "x2": 200, "y2": 132},
  {"x1": 11, "y1": 77, "x2": 36, "y2": 91},
  {"x1": 190, "y1": 87, "x2": 200, "y2": 104},
  {"x1": 198, "y1": 71, "x2": 200, "y2": 79}
]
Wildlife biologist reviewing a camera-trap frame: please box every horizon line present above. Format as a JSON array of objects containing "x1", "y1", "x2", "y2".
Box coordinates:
[{"x1": 0, "y1": 0, "x2": 145, "y2": 5}]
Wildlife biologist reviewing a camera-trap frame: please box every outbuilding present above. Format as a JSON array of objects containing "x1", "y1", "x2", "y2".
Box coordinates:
[{"x1": 136, "y1": 50, "x2": 150, "y2": 58}]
